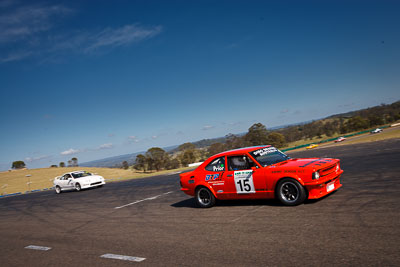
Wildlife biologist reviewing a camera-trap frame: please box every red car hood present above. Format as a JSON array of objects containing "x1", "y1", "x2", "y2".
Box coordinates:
[{"x1": 272, "y1": 158, "x2": 338, "y2": 170}]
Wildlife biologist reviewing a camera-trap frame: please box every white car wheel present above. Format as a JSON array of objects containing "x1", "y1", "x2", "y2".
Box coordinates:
[
  {"x1": 75, "y1": 183, "x2": 81, "y2": 192},
  {"x1": 55, "y1": 186, "x2": 61, "y2": 194}
]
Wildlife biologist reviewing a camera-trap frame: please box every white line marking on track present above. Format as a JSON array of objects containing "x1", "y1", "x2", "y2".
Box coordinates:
[
  {"x1": 114, "y1": 191, "x2": 174, "y2": 209},
  {"x1": 100, "y1": 253, "x2": 146, "y2": 262},
  {"x1": 25, "y1": 245, "x2": 52, "y2": 251}
]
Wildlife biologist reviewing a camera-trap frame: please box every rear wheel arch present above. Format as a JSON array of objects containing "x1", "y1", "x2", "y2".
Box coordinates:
[
  {"x1": 194, "y1": 185, "x2": 217, "y2": 208},
  {"x1": 195, "y1": 183, "x2": 217, "y2": 197}
]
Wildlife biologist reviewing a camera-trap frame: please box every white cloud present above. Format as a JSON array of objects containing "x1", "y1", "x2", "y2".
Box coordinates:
[
  {"x1": 151, "y1": 135, "x2": 158, "y2": 139},
  {"x1": 25, "y1": 155, "x2": 50, "y2": 163},
  {"x1": 0, "y1": 50, "x2": 32, "y2": 63},
  {"x1": 99, "y1": 143, "x2": 113, "y2": 149},
  {"x1": 128, "y1": 135, "x2": 139, "y2": 143},
  {"x1": 60, "y1": 148, "x2": 80, "y2": 155},
  {"x1": 0, "y1": 2, "x2": 162, "y2": 63},
  {"x1": 202, "y1": 125, "x2": 215, "y2": 130},
  {"x1": 84, "y1": 24, "x2": 163, "y2": 53},
  {"x1": 0, "y1": 4, "x2": 73, "y2": 44}
]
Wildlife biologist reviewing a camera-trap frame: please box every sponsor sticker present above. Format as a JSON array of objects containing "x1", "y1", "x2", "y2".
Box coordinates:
[
  {"x1": 205, "y1": 174, "x2": 221, "y2": 181},
  {"x1": 252, "y1": 147, "x2": 278, "y2": 156}
]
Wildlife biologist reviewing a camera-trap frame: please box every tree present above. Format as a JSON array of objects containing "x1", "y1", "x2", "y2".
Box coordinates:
[
  {"x1": 59, "y1": 162, "x2": 65, "y2": 167},
  {"x1": 71, "y1": 157, "x2": 78, "y2": 167},
  {"x1": 225, "y1": 133, "x2": 248, "y2": 149},
  {"x1": 244, "y1": 123, "x2": 269, "y2": 146},
  {"x1": 135, "y1": 154, "x2": 147, "y2": 172},
  {"x1": 267, "y1": 132, "x2": 286, "y2": 148},
  {"x1": 145, "y1": 147, "x2": 169, "y2": 171},
  {"x1": 12, "y1": 161, "x2": 25, "y2": 169},
  {"x1": 208, "y1": 142, "x2": 226, "y2": 157},
  {"x1": 178, "y1": 142, "x2": 196, "y2": 151},
  {"x1": 122, "y1": 161, "x2": 129, "y2": 170},
  {"x1": 346, "y1": 116, "x2": 368, "y2": 131},
  {"x1": 179, "y1": 150, "x2": 196, "y2": 166},
  {"x1": 165, "y1": 158, "x2": 180, "y2": 170},
  {"x1": 368, "y1": 115, "x2": 383, "y2": 127},
  {"x1": 50, "y1": 165, "x2": 58, "y2": 168}
]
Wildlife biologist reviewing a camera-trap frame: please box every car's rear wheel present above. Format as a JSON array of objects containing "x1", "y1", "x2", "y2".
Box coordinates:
[
  {"x1": 276, "y1": 178, "x2": 306, "y2": 206},
  {"x1": 55, "y1": 186, "x2": 61, "y2": 194},
  {"x1": 75, "y1": 183, "x2": 81, "y2": 192},
  {"x1": 195, "y1": 187, "x2": 216, "y2": 208}
]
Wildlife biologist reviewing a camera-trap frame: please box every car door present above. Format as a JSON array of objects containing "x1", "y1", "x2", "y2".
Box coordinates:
[
  {"x1": 56, "y1": 175, "x2": 67, "y2": 189},
  {"x1": 222, "y1": 154, "x2": 267, "y2": 199},
  {"x1": 202, "y1": 156, "x2": 227, "y2": 198},
  {"x1": 63, "y1": 173, "x2": 74, "y2": 189}
]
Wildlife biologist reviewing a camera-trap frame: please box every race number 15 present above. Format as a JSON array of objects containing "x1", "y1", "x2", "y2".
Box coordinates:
[{"x1": 234, "y1": 171, "x2": 255, "y2": 194}]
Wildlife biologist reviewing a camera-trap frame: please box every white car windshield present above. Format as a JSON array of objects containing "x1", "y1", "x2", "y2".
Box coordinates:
[{"x1": 71, "y1": 172, "x2": 92, "y2": 178}]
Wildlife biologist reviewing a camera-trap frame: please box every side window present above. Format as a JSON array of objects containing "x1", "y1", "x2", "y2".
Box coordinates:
[
  {"x1": 205, "y1": 157, "x2": 225, "y2": 172},
  {"x1": 228, "y1": 155, "x2": 256, "y2": 171},
  {"x1": 64, "y1": 174, "x2": 71, "y2": 179}
]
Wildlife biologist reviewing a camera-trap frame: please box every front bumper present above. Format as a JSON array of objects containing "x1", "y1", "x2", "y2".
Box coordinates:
[
  {"x1": 305, "y1": 174, "x2": 342, "y2": 199},
  {"x1": 81, "y1": 181, "x2": 106, "y2": 189}
]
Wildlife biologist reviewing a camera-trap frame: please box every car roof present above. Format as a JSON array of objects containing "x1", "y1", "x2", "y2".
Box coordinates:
[
  {"x1": 213, "y1": 145, "x2": 271, "y2": 157},
  {"x1": 63, "y1": 170, "x2": 85, "y2": 175}
]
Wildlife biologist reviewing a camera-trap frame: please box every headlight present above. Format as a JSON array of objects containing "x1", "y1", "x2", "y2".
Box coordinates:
[
  {"x1": 336, "y1": 163, "x2": 340, "y2": 172},
  {"x1": 312, "y1": 171, "x2": 320, "y2": 180}
]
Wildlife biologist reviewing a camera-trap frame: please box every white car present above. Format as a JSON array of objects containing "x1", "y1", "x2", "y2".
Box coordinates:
[
  {"x1": 53, "y1": 170, "x2": 105, "y2": 194},
  {"x1": 370, "y1": 128, "x2": 382, "y2": 134}
]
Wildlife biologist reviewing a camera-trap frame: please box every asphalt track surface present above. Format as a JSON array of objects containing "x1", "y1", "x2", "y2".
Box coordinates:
[{"x1": 1, "y1": 139, "x2": 399, "y2": 266}]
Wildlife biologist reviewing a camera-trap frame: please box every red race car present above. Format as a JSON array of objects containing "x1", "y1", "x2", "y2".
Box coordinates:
[{"x1": 180, "y1": 145, "x2": 343, "y2": 207}]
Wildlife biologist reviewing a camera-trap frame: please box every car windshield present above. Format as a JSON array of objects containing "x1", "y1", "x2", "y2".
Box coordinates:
[
  {"x1": 249, "y1": 147, "x2": 290, "y2": 167},
  {"x1": 71, "y1": 172, "x2": 92, "y2": 178}
]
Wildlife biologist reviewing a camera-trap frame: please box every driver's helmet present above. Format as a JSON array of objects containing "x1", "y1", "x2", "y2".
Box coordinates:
[{"x1": 231, "y1": 156, "x2": 247, "y2": 167}]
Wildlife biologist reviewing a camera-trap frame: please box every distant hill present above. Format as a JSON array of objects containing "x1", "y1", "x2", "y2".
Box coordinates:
[
  {"x1": 80, "y1": 144, "x2": 179, "y2": 168},
  {"x1": 80, "y1": 152, "x2": 142, "y2": 168}
]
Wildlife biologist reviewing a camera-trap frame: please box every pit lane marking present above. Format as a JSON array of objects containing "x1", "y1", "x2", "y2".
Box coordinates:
[
  {"x1": 114, "y1": 191, "x2": 174, "y2": 209},
  {"x1": 25, "y1": 245, "x2": 52, "y2": 251},
  {"x1": 100, "y1": 253, "x2": 146, "y2": 262}
]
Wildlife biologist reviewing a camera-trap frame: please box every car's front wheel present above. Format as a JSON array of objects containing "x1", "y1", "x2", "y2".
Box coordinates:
[
  {"x1": 195, "y1": 187, "x2": 216, "y2": 208},
  {"x1": 276, "y1": 178, "x2": 306, "y2": 206},
  {"x1": 55, "y1": 186, "x2": 61, "y2": 194},
  {"x1": 75, "y1": 183, "x2": 81, "y2": 192}
]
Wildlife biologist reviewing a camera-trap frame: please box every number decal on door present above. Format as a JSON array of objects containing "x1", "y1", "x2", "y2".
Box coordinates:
[{"x1": 234, "y1": 170, "x2": 255, "y2": 194}]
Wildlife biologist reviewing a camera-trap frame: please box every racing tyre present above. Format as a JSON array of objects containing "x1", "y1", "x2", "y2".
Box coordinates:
[
  {"x1": 75, "y1": 183, "x2": 81, "y2": 192},
  {"x1": 55, "y1": 186, "x2": 61, "y2": 194},
  {"x1": 195, "y1": 187, "x2": 216, "y2": 208},
  {"x1": 276, "y1": 178, "x2": 306, "y2": 206}
]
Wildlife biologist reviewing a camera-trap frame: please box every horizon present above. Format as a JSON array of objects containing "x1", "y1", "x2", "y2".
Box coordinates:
[{"x1": 1, "y1": 0, "x2": 399, "y2": 170}]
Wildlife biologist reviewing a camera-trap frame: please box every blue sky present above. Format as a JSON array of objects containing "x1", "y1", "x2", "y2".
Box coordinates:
[{"x1": 1, "y1": 0, "x2": 399, "y2": 170}]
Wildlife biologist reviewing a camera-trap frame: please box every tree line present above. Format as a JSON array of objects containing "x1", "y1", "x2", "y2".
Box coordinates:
[
  {"x1": 131, "y1": 100, "x2": 400, "y2": 172},
  {"x1": 11, "y1": 157, "x2": 78, "y2": 170},
  {"x1": 278, "y1": 101, "x2": 400, "y2": 143},
  {"x1": 130, "y1": 122, "x2": 286, "y2": 172}
]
